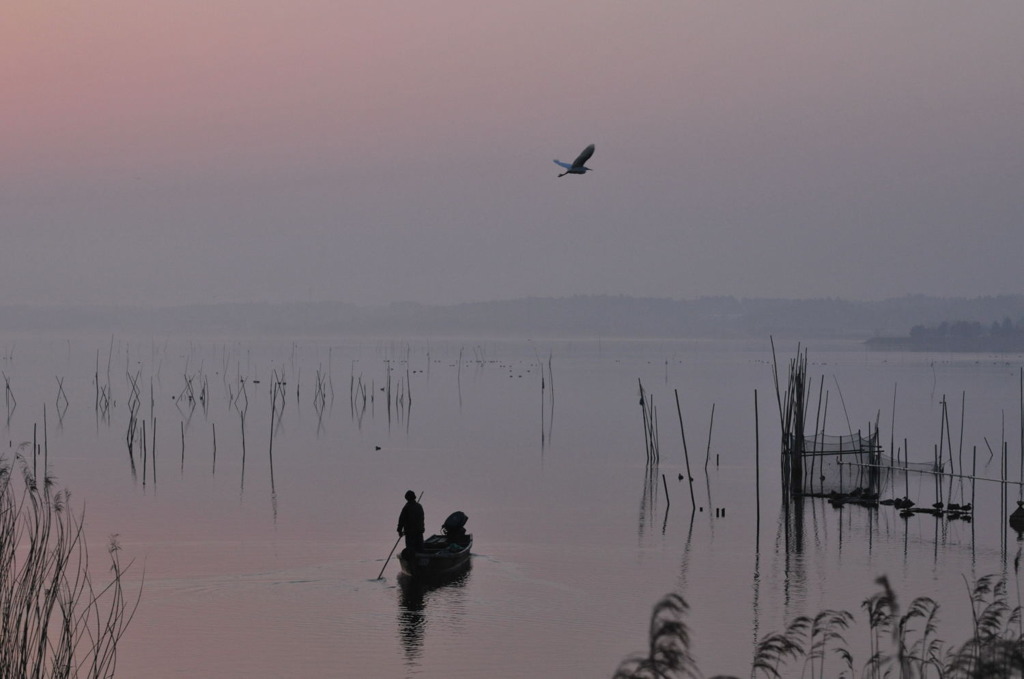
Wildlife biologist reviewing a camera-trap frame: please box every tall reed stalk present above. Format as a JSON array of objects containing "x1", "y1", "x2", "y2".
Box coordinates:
[{"x1": 0, "y1": 461, "x2": 141, "y2": 678}]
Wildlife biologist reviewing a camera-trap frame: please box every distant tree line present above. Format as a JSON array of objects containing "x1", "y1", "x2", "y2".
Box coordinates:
[
  {"x1": 909, "y1": 317, "x2": 1024, "y2": 341},
  {"x1": 867, "y1": 315, "x2": 1024, "y2": 351}
]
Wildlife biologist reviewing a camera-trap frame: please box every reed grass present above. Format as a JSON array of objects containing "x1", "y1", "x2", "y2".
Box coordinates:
[
  {"x1": 0, "y1": 459, "x2": 140, "y2": 678},
  {"x1": 5, "y1": 371, "x2": 17, "y2": 423},
  {"x1": 615, "y1": 575, "x2": 1024, "y2": 678},
  {"x1": 612, "y1": 594, "x2": 700, "y2": 679},
  {"x1": 54, "y1": 377, "x2": 69, "y2": 425},
  {"x1": 638, "y1": 380, "x2": 659, "y2": 465}
]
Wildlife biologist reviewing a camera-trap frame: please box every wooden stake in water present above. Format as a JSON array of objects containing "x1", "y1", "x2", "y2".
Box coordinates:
[
  {"x1": 755, "y1": 389, "x2": 760, "y2": 543},
  {"x1": 152, "y1": 417, "x2": 157, "y2": 485},
  {"x1": 703, "y1": 403, "x2": 715, "y2": 476},
  {"x1": 890, "y1": 383, "x2": 897, "y2": 482},
  {"x1": 269, "y1": 387, "x2": 277, "y2": 495},
  {"x1": 674, "y1": 389, "x2": 695, "y2": 512},
  {"x1": 240, "y1": 412, "x2": 247, "y2": 491},
  {"x1": 904, "y1": 438, "x2": 909, "y2": 500},
  {"x1": 43, "y1": 404, "x2": 48, "y2": 480},
  {"x1": 937, "y1": 397, "x2": 947, "y2": 481},
  {"x1": 810, "y1": 375, "x2": 824, "y2": 494},
  {"x1": 959, "y1": 391, "x2": 965, "y2": 478},
  {"x1": 142, "y1": 419, "x2": 147, "y2": 486},
  {"x1": 972, "y1": 444, "x2": 977, "y2": 510},
  {"x1": 639, "y1": 379, "x2": 651, "y2": 462}
]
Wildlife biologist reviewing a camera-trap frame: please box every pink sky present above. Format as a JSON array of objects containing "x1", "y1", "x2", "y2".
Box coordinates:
[{"x1": 2, "y1": 2, "x2": 1022, "y2": 306}]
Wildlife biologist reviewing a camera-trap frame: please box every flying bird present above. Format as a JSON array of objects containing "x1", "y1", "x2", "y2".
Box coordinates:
[{"x1": 553, "y1": 143, "x2": 595, "y2": 177}]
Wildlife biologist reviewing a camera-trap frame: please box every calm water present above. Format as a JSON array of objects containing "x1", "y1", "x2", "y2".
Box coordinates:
[{"x1": 2, "y1": 332, "x2": 1023, "y2": 677}]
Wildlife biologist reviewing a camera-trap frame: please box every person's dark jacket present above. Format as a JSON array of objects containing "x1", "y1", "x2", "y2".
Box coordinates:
[{"x1": 397, "y1": 500, "x2": 425, "y2": 536}]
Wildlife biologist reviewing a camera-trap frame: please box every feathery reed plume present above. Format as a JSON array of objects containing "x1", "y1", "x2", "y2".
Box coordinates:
[
  {"x1": 0, "y1": 460, "x2": 141, "y2": 678},
  {"x1": 755, "y1": 575, "x2": 1024, "y2": 679},
  {"x1": 612, "y1": 593, "x2": 705, "y2": 679},
  {"x1": 621, "y1": 576, "x2": 1024, "y2": 678},
  {"x1": 947, "y1": 574, "x2": 1024, "y2": 677}
]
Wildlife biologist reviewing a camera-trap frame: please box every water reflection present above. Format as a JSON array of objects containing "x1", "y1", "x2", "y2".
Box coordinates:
[
  {"x1": 637, "y1": 464, "x2": 663, "y2": 538},
  {"x1": 677, "y1": 511, "x2": 695, "y2": 591},
  {"x1": 396, "y1": 567, "x2": 472, "y2": 668},
  {"x1": 397, "y1": 579, "x2": 427, "y2": 666},
  {"x1": 780, "y1": 496, "x2": 807, "y2": 614}
]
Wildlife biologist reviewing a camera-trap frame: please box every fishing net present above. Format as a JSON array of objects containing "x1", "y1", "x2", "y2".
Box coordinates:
[{"x1": 797, "y1": 431, "x2": 883, "y2": 496}]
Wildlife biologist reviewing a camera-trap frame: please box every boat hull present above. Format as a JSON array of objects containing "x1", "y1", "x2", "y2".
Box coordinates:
[{"x1": 398, "y1": 533, "x2": 472, "y2": 581}]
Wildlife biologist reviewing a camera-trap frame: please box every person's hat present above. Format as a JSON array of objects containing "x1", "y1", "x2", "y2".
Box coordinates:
[{"x1": 405, "y1": 490, "x2": 416, "y2": 501}]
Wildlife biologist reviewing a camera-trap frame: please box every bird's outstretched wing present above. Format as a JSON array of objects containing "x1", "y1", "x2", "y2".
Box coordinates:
[
  {"x1": 571, "y1": 144, "x2": 595, "y2": 168},
  {"x1": 553, "y1": 159, "x2": 573, "y2": 170}
]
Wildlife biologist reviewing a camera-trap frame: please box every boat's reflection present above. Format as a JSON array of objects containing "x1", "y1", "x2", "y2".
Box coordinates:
[{"x1": 396, "y1": 564, "x2": 472, "y2": 666}]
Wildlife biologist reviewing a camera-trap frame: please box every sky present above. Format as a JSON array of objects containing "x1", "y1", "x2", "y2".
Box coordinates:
[{"x1": 2, "y1": 1, "x2": 1022, "y2": 308}]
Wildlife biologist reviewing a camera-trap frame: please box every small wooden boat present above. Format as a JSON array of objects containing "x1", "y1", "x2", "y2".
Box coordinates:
[{"x1": 399, "y1": 511, "x2": 472, "y2": 581}]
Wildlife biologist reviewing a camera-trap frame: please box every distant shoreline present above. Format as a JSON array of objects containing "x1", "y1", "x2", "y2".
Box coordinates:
[
  {"x1": 2, "y1": 294, "x2": 1024, "y2": 343},
  {"x1": 865, "y1": 336, "x2": 1024, "y2": 353},
  {"x1": 866, "y1": 316, "x2": 1024, "y2": 353}
]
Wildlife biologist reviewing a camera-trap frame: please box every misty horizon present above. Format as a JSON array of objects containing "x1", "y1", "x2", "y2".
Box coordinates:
[{"x1": 4, "y1": 294, "x2": 1024, "y2": 343}]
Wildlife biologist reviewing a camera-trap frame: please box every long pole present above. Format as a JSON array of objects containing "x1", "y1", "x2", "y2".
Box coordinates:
[
  {"x1": 376, "y1": 535, "x2": 404, "y2": 581},
  {"x1": 972, "y1": 444, "x2": 977, "y2": 510},
  {"x1": 43, "y1": 405, "x2": 48, "y2": 480},
  {"x1": 674, "y1": 389, "x2": 695, "y2": 512},
  {"x1": 890, "y1": 383, "x2": 896, "y2": 481},
  {"x1": 904, "y1": 438, "x2": 909, "y2": 500},
  {"x1": 755, "y1": 389, "x2": 760, "y2": 543},
  {"x1": 703, "y1": 403, "x2": 715, "y2": 475}
]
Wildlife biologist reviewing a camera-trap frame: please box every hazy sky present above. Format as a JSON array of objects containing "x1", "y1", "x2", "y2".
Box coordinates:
[{"x1": 3, "y1": 2, "x2": 1022, "y2": 307}]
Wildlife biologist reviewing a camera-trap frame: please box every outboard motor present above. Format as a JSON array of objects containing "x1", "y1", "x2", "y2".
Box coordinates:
[{"x1": 442, "y1": 511, "x2": 468, "y2": 541}]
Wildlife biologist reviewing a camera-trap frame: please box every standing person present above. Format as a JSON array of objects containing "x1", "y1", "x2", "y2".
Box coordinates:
[{"x1": 397, "y1": 490, "x2": 425, "y2": 555}]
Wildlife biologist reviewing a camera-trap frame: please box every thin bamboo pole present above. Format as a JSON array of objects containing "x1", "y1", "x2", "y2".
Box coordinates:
[
  {"x1": 674, "y1": 389, "x2": 695, "y2": 512},
  {"x1": 43, "y1": 404, "x2": 48, "y2": 480},
  {"x1": 755, "y1": 389, "x2": 760, "y2": 540},
  {"x1": 142, "y1": 419, "x2": 147, "y2": 486},
  {"x1": 904, "y1": 438, "x2": 909, "y2": 500},
  {"x1": 152, "y1": 417, "x2": 157, "y2": 484},
  {"x1": 703, "y1": 403, "x2": 715, "y2": 476},
  {"x1": 954, "y1": 391, "x2": 965, "y2": 505}
]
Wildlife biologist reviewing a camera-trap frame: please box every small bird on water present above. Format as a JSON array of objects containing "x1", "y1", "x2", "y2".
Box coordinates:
[{"x1": 554, "y1": 144, "x2": 595, "y2": 177}]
